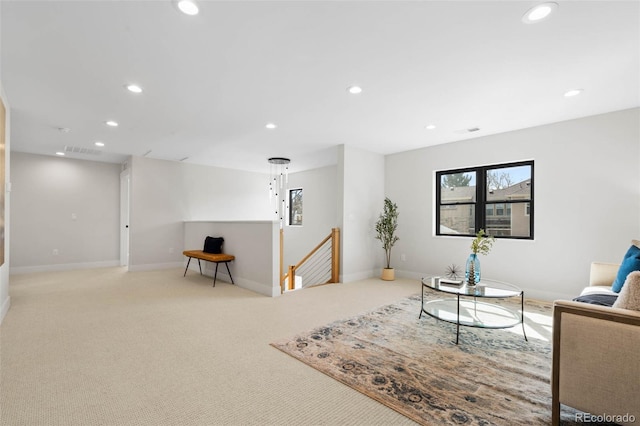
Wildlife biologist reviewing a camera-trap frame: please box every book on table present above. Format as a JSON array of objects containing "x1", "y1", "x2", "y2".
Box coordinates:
[{"x1": 440, "y1": 278, "x2": 463, "y2": 287}]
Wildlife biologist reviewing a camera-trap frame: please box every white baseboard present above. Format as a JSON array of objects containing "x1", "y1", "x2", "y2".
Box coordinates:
[
  {"x1": 0, "y1": 295, "x2": 10, "y2": 325},
  {"x1": 185, "y1": 262, "x2": 278, "y2": 297},
  {"x1": 524, "y1": 289, "x2": 575, "y2": 303},
  {"x1": 127, "y1": 261, "x2": 184, "y2": 272},
  {"x1": 236, "y1": 278, "x2": 279, "y2": 297},
  {"x1": 395, "y1": 269, "x2": 427, "y2": 281},
  {"x1": 10, "y1": 260, "x2": 120, "y2": 275},
  {"x1": 341, "y1": 269, "x2": 376, "y2": 283},
  {"x1": 395, "y1": 269, "x2": 575, "y2": 302}
]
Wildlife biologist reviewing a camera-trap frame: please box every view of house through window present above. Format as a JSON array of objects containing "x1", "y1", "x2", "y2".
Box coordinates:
[
  {"x1": 289, "y1": 188, "x2": 303, "y2": 226},
  {"x1": 436, "y1": 161, "x2": 533, "y2": 239}
]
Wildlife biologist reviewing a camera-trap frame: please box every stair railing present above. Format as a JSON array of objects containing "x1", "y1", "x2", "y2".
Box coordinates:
[{"x1": 281, "y1": 228, "x2": 340, "y2": 292}]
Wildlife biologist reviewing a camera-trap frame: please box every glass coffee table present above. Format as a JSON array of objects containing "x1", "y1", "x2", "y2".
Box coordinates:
[{"x1": 419, "y1": 277, "x2": 527, "y2": 344}]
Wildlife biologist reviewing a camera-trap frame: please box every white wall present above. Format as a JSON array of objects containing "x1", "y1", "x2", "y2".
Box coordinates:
[
  {"x1": 128, "y1": 156, "x2": 272, "y2": 270},
  {"x1": 10, "y1": 152, "x2": 120, "y2": 273},
  {"x1": 0, "y1": 83, "x2": 11, "y2": 324},
  {"x1": 386, "y1": 108, "x2": 640, "y2": 301},
  {"x1": 339, "y1": 145, "x2": 385, "y2": 282},
  {"x1": 283, "y1": 165, "x2": 338, "y2": 270},
  {"x1": 184, "y1": 221, "x2": 279, "y2": 297}
]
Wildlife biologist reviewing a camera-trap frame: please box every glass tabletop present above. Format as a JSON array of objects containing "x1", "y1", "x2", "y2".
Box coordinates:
[{"x1": 421, "y1": 276, "x2": 522, "y2": 298}]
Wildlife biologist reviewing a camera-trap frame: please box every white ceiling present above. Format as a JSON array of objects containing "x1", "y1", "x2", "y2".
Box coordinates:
[{"x1": 2, "y1": 1, "x2": 639, "y2": 173}]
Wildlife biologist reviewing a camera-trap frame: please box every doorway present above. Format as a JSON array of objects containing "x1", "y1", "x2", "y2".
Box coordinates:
[{"x1": 120, "y1": 169, "x2": 130, "y2": 267}]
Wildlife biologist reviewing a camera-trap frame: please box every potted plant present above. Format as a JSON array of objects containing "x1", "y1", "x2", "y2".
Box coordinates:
[
  {"x1": 466, "y1": 229, "x2": 495, "y2": 286},
  {"x1": 375, "y1": 197, "x2": 399, "y2": 281}
]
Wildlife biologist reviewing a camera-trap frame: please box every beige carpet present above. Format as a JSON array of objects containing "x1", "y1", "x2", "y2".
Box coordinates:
[
  {"x1": 1, "y1": 267, "x2": 421, "y2": 426},
  {"x1": 271, "y1": 295, "x2": 571, "y2": 425}
]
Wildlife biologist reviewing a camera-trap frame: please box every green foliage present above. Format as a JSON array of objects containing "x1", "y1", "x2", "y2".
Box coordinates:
[
  {"x1": 441, "y1": 173, "x2": 471, "y2": 188},
  {"x1": 471, "y1": 229, "x2": 495, "y2": 255},
  {"x1": 375, "y1": 198, "x2": 399, "y2": 269}
]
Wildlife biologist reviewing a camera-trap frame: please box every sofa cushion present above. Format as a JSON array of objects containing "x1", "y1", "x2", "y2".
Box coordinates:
[
  {"x1": 613, "y1": 271, "x2": 640, "y2": 311},
  {"x1": 612, "y1": 244, "x2": 640, "y2": 293},
  {"x1": 573, "y1": 294, "x2": 618, "y2": 307}
]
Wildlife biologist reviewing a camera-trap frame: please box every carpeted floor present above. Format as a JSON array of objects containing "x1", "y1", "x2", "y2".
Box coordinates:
[
  {"x1": 1, "y1": 267, "x2": 601, "y2": 425},
  {"x1": 1, "y1": 267, "x2": 422, "y2": 426},
  {"x1": 272, "y1": 294, "x2": 586, "y2": 426}
]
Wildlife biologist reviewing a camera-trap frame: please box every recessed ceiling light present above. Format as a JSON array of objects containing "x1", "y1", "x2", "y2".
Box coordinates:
[
  {"x1": 265, "y1": 123, "x2": 277, "y2": 129},
  {"x1": 55, "y1": 152, "x2": 65, "y2": 156},
  {"x1": 176, "y1": 0, "x2": 199, "y2": 15},
  {"x1": 95, "y1": 141, "x2": 105, "y2": 147},
  {"x1": 564, "y1": 89, "x2": 583, "y2": 97},
  {"x1": 126, "y1": 84, "x2": 142, "y2": 94},
  {"x1": 522, "y1": 2, "x2": 558, "y2": 24},
  {"x1": 105, "y1": 120, "x2": 119, "y2": 127},
  {"x1": 347, "y1": 85, "x2": 362, "y2": 94},
  {"x1": 425, "y1": 124, "x2": 436, "y2": 130}
]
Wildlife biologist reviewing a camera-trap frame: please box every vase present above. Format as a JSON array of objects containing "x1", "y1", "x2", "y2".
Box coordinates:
[{"x1": 465, "y1": 254, "x2": 481, "y2": 286}]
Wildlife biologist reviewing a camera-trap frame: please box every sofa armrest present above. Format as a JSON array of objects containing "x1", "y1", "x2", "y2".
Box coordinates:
[
  {"x1": 551, "y1": 300, "x2": 640, "y2": 425},
  {"x1": 589, "y1": 262, "x2": 619, "y2": 287}
]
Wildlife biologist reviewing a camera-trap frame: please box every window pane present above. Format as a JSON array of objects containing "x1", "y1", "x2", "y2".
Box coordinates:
[
  {"x1": 289, "y1": 189, "x2": 302, "y2": 226},
  {"x1": 485, "y1": 202, "x2": 530, "y2": 237},
  {"x1": 436, "y1": 161, "x2": 533, "y2": 239},
  {"x1": 486, "y1": 165, "x2": 531, "y2": 201},
  {"x1": 440, "y1": 172, "x2": 476, "y2": 203},
  {"x1": 439, "y1": 205, "x2": 475, "y2": 235}
]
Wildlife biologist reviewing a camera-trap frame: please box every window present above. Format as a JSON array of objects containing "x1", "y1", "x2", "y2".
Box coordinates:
[
  {"x1": 289, "y1": 188, "x2": 303, "y2": 226},
  {"x1": 436, "y1": 161, "x2": 533, "y2": 239}
]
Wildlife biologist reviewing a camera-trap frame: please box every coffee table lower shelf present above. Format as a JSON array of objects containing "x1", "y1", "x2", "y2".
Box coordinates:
[{"x1": 420, "y1": 297, "x2": 528, "y2": 344}]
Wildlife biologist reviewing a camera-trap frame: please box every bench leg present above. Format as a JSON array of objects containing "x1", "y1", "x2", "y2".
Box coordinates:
[
  {"x1": 225, "y1": 261, "x2": 234, "y2": 284},
  {"x1": 197, "y1": 259, "x2": 202, "y2": 275},
  {"x1": 183, "y1": 257, "x2": 192, "y2": 277},
  {"x1": 213, "y1": 262, "x2": 220, "y2": 287}
]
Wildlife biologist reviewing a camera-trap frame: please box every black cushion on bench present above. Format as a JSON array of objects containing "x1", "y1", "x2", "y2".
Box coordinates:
[
  {"x1": 572, "y1": 294, "x2": 618, "y2": 307},
  {"x1": 203, "y1": 236, "x2": 224, "y2": 254}
]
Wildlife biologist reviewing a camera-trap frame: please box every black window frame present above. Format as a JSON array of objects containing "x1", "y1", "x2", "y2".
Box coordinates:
[
  {"x1": 436, "y1": 160, "x2": 534, "y2": 240},
  {"x1": 288, "y1": 188, "x2": 303, "y2": 226}
]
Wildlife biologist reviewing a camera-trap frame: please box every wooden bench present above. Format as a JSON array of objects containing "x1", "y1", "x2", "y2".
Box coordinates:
[{"x1": 182, "y1": 250, "x2": 235, "y2": 287}]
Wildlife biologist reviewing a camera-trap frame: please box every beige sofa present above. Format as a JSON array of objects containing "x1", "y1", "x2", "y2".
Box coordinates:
[{"x1": 551, "y1": 262, "x2": 640, "y2": 425}]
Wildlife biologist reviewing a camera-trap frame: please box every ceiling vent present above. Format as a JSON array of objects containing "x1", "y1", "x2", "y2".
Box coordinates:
[
  {"x1": 64, "y1": 145, "x2": 102, "y2": 156},
  {"x1": 454, "y1": 127, "x2": 482, "y2": 134}
]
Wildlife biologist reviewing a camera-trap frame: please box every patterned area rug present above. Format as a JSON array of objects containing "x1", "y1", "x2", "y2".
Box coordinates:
[{"x1": 271, "y1": 294, "x2": 585, "y2": 426}]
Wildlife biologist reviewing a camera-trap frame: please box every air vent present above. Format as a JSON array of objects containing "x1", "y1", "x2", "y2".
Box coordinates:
[
  {"x1": 454, "y1": 127, "x2": 482, "y2": 134},
  {"x1": 64, "y1": 146, "x2": 102, "y2": 156}
]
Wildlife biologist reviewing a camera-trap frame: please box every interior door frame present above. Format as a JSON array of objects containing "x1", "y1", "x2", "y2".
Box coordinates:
[{"x1": 120, "y1": 168, "x2": 130, "y2": 267}]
